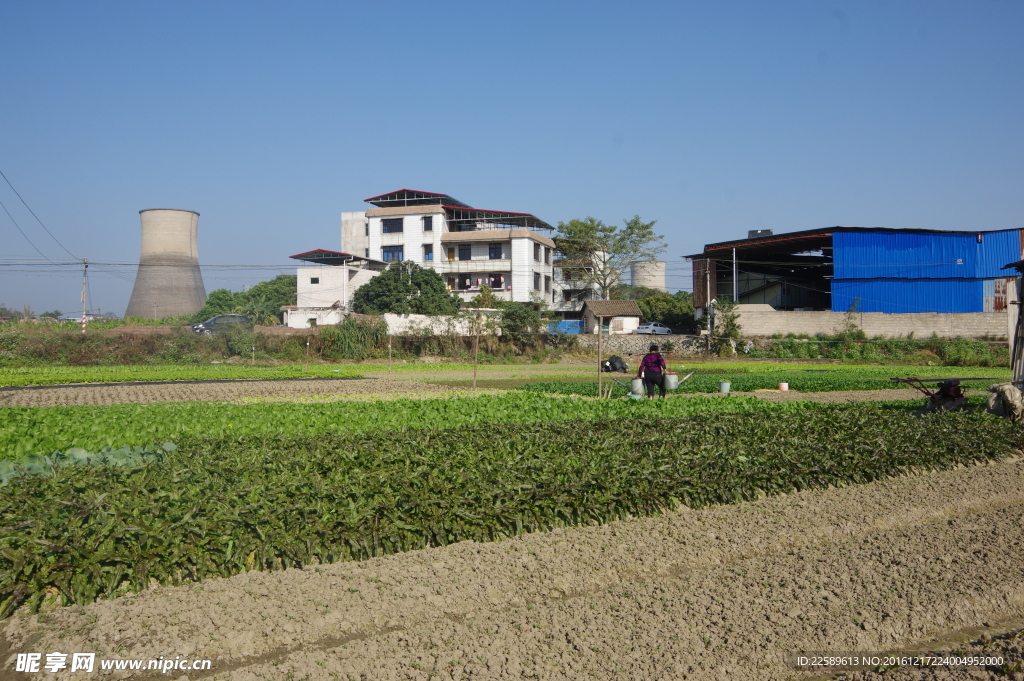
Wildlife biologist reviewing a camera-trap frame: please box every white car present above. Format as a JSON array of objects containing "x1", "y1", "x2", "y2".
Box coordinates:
[{"x1": 635, "y1": 322, "x2": 672, "y2": 335}]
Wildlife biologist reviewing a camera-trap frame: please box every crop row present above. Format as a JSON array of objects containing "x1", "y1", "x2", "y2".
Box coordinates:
[
  {"x1": 0, "y1": 393, "x2": 816, "y2": 458},
  {"x1": 522, "y1": 369, "x2": 1008, "y2": 395},
  {"x1": 1, "y1": 406, "x2": 1017, "y2": 617}
]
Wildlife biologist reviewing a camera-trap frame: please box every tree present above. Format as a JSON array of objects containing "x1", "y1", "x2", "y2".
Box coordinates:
[
  {"x1": 467, "y1": 285, "x2": 500, "y2": 310},
  {"x1": 191, "y1": 275, "x2": 297, "y2": 324},
  {"x1": 192, "y1": 289, "x2": 240, "y2": 321},
  {"x1": 351, "y1": 262, "x2": 461, "y2": 315},
  {"x1": 714, "y1": 297, "x2": 742, "y2": 339},
  {"x1": 499, "y1": 302, "x2": 542, "y2": 338},
  {"x1": 553, "y1": 215, "x2": 666, "y2": 300},
  {"x1": 39, "y1": 310, "x2": 62, "y2": 318}
]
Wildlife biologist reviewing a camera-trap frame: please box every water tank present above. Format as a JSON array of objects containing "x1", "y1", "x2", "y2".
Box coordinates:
[
  {"x1": 630, "y1": 260, "x2": 666, "y2": 291},
  {"x1": 125, "y1": 209, "x2": 207, "y2": 318}
]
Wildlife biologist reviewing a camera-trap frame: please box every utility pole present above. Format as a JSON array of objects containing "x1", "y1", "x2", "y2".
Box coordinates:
[
  {"x1": 733, "y1": 248, "x2": 738, "y2": 303},
  {"x1": 80, "y1": 258, "x2": 88, "y2": 334}
]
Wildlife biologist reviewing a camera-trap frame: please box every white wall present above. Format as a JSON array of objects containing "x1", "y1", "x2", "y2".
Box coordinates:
[
  {"x1": 340, "y1": 212, "x2": 369, "y2": 256},
  {"x1": 297, "y1": 266, "x2": 379, "y2": 309}
]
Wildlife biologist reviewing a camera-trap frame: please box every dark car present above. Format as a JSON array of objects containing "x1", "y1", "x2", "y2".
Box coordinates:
[{"x1": 191, "y1": 314, "x2": 252, "y2": 335}]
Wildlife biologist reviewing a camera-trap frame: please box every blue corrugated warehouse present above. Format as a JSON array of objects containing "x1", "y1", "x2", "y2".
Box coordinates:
[{"x1": 690, "y1": 227, "x2": 1022, "y2": 313}]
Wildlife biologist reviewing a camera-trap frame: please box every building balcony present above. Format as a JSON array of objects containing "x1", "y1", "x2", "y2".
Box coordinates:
[
  {"x1": 429, "y1": 258, "x2": 513, "y2": 273},
  {"x1": 451, "y1": 288, "x2": 515, "y2": 302}
]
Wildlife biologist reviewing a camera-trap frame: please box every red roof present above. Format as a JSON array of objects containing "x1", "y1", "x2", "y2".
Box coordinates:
[{"x1": 363, "y1": 188, "x2": 449, "y2": 202}]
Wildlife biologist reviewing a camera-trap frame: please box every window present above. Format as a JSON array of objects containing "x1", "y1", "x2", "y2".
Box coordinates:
[
  {"x1": 544, "y1": 247, "x2": 550, "y2": 265},
  {"x1": 489, "y1": 243, "x2": 502, "y2": 260},
  {"x1": 382, "y1": 218, "x2": 404, "y2": 233},
  {"x1": 382, "y1": 245, "x2": 404, "y2": 262},
  {"x1": 458, "y1": 244, "x2": 472, "y2": 261},
  {"x1": 364, "y1": 223, "x2": 369, "y2": 236},
  {"x1": 534, "y1": 272, "x2": 541, "y2": 290},
  {"x1": 422, "y1": 216, "x2": 433, "y2": 232},
  {"x1": 459, "y1": 275, "x2": 472, "y2": 290},
  {"x1": 447, "y1": 247, "x2": 455, "y2": 261},
  {"x1": 534, "y1": 243, "x2": 541, "y2": 261},
  {"x1": 544, "y1": 275, "x2": 551, "y2": 293},
  {"x1": 310, "y1": 277, "x2": 320, "y2": 284},
  {"x1": 564, "y1": 290, "x2": 575, "y2": 302},
  {"x1": 364, "y1": 248, "x2": 369, "y2": 258},
  {"x1": 489, "y1": 274, "x2": 504, "y2": 289},
  {"x1": 423, "y1": 244, "x2": 433, "y2": 261}
]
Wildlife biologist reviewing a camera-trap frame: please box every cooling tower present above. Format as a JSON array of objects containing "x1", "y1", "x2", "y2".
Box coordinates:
[
  {"x1": 125, "y1": 209, "x2": 206, "y2": 318},
  {"x1": 630, "y1": 260, "x2": 666, "y2": 292}
]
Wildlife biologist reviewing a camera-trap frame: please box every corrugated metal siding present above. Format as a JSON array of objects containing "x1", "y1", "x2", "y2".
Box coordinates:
[
  {"x1": 833, "y1": 230, "x2": 1021, "y2": 279},
  {"x1": 983, "y1": 277, "x2": 1013, "y2": 312},
  {"x1": 832, "y1": 279, "x2": 984, "y2": 313},
  {"x1": 692, "y1": 258, "x2": 716, "y2": 308}
]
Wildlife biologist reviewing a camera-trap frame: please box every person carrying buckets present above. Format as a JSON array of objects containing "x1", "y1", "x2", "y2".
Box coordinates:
[{"x1": 638, "y1": 344, "x2": 667, "y2": 399}]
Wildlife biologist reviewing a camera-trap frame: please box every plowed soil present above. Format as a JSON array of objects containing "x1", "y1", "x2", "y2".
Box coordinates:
[{"x1": 4, "y1": 456, "x2": 1024, "y2": 680}]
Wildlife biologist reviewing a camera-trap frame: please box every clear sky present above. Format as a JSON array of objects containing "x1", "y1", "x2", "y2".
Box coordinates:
[{"x1": 1, "y1": 1, "x2": 1021, "y2": 314}]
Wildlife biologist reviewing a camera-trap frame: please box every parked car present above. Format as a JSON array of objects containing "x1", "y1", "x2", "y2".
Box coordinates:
[
  {"x1": 634, "y1": 322, "x2": 672, "y2": 335},
  {"x1": 191, "y1": 314, "x2": 252, "y2": 335}
]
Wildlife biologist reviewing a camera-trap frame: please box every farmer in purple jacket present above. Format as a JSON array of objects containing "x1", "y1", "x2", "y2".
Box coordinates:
[{"x1": 638, "y1": 344, "x2": 667, "y2": 399}]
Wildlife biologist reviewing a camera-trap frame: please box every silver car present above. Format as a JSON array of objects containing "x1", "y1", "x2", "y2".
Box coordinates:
[{"x1": 635, "y1": 322, "x2": 672, "y2": 335}]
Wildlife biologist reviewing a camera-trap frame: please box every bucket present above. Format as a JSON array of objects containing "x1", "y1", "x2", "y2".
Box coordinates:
[
  {"x1": 718, "y1": 381, "x2": 731, "y2": 394},
  {"x1": 630, "y1": 378, "x2": 644, "y2": 395},
  {"x1": 664, "y1": 374, "x2": 680, "y2": 390},
  {"x1": 779, "y1": 382, "x2": 789, "y2": 391},
  {"x1": 628, "y1": 392, "x2": 643, "y2": 400}
]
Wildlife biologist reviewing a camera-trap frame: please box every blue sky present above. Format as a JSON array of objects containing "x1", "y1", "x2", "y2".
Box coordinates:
[{"x1": 1, "y1": 1, "x2": 1021, "y2": 313}]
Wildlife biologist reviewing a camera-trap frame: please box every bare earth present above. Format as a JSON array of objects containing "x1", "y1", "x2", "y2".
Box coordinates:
[
  {"x1": 2, "y1": 371, "x2": 1014, "y2": 680},
  {"x1": 4, "y1": 456, "x2": 1024, "y2": 680}
]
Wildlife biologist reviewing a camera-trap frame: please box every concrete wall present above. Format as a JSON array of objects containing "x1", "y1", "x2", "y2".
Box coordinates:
[
  {"x1": 340, "y1": 211, "x2": 369, "y2": 257},
  {"x1": 296, "y1": 266, "x2": 379, "y2": 310},
  {"x1": 125, "y1": 209, "x2": 207, "y2": 318},
  {"x1": 735, "y1": 310, "x2": 1008, "y2": 338},
  {"x1": 576, "y1": 334, "x2": 706, "y2": 356},
  {"x1": 382, "y1": 312, "x2": 501, "y2": 336}
]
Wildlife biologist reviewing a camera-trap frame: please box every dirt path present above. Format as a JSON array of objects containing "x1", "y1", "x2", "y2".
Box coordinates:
[
  {"x1": 5, "y1": 458, "x2": 1024, "y2": 680},
  {"x1": 0, "y1": 378, "x2": 465, "y2": 407}
]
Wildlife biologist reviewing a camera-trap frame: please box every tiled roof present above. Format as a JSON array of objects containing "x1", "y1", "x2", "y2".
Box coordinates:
[{"x1": 581, "y1": 300, "x2": 643, "y2": 317}]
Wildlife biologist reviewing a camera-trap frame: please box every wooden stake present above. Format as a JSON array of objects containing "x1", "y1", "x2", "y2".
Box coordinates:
[
  {"x1": 304, "y1": 338, "x2": 310, "y2": 373},
  {"x1": 388, "y1": 335, "x2": 392, "y2": 373},
  {"x1": 473, "y1": 309, "x2": 480, "y2": 390},
  {"x1": 597, "y1": 315, "x2": 603, "y2": 398}
]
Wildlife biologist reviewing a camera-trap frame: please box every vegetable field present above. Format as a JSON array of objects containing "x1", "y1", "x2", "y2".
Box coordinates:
[
  {"x1": 520, "y1": 364, "x2": 1010, "y2": 397},
  {"x1": 1, "y1": 406, "x2": 1017, "y2": 618},
  {"x1": 0, "y1": 393, "x2": 814, "y2": 458}
]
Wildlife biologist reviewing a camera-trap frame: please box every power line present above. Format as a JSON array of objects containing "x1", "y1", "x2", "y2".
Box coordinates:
[
  {"x1": 0, "y1": 196, "x2": 52, "y2": 261},
  {"x1": 0, "y1": 168, "x2": 77, "y2": 259}
]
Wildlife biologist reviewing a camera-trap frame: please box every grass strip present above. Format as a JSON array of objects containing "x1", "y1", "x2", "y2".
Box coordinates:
[{"x1": 1, "y1": 405, "x2": 1017, "y2": 617}]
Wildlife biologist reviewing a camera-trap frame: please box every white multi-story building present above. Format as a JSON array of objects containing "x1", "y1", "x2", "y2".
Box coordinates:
[{"x1": 343, "y1": 189, "x2": 556, "y2": 305}]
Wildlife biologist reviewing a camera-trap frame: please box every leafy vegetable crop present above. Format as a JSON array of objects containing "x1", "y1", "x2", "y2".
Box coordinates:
[
  {"x1": 522, "y1": 366, "x2": 1010, "y2": 395},
  {"x1": 0, "y1": 393, "x2": 814, "y2": 458},
  {"x1": 1, "y1": 406, "x2": 1016, "y2": 617},
  {"x1": 0, "y1": 443, "x2": 175, "y2": 487}
]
